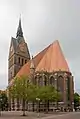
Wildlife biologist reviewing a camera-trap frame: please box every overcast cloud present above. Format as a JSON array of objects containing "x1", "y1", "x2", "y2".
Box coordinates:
[{"x1": 0, "y1": 0, "x2": 80, "y2": 93}]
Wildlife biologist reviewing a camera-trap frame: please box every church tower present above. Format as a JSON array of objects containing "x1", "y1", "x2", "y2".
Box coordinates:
[{"x1": 8, "y1": 18, "x2": 30, "y2": 84}]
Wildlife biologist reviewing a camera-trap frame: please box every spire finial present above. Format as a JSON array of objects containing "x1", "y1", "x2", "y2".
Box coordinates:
[{"x1": 16, "y1": 15, "x2": 23, "y2": 38}]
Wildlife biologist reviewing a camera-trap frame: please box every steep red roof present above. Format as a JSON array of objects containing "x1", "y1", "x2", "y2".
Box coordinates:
[
  {"x1": 36, "y1": 40, "x2": 70, "y2": 72},
  {"x1": 17, "y1": 40, "x2": 70, "y2": 77}
]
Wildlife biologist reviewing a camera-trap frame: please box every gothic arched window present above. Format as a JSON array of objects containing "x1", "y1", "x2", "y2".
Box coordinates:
[
  {"x1": 58, "y1": 76, "x2": 64, "y2": 92},
  {"x1": 44, "y1": 76, "x2": 47, "y2": 86},
  {"x1": 18, "y1": 57, "x2": 20, "y2": 64},
  {"x1": 39, "y1": 76, "x2": 43, "y2": 86},
  {"x1": 22, "y1": 58, "x2": 24, "y2": 65},
  {"x1": 66, "y1": 76, "x2": 70, "y2": 101},
  {"x1": 50, "y1": 76, "x2": 54, "y2": 86}
]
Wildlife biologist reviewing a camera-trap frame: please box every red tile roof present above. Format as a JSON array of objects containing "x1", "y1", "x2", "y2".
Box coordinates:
[{"x1": 36, "y1": 40, "x2": 70, "y2": 72}]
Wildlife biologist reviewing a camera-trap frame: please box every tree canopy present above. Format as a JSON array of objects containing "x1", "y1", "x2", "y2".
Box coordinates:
[
  {"x1": 0, "y1": 91, "x2": 8, "y2": 111},
  {"x1": 74, "y1": 92, "x2": 80, "y2": 107},
  {"x1": 9, "y1": 75, "x2": 61, "y2": 114}
]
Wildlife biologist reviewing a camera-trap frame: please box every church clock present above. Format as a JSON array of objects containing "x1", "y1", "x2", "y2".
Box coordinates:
[{"x1": 19, "y1": 42, "x2": 26, "y2": 52}]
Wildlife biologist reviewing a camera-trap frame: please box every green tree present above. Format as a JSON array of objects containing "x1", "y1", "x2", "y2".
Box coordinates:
[
  {"x1": 34, "y1": 85, "x2": 60, "y2": 112},
  {"x1": 25, "y1": 84, "x2": 60, "y2": 112},
  {"x1": 74, "y1": 92, "x2": 80, "y2": 108},
  {"x1": 9, "y1": 75, "x2": 30, "y2": 116},
  {"x1": 9, "y1": 75, "x2": 61, "y2": 114},
  {"x1": 0, "y1": 92, "x2": 8, "y2": 116}
]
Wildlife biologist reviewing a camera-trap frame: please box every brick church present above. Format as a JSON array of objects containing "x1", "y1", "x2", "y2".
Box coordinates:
[{"x1": 8, "y1": 18, "x2": 74, "y2": 111}]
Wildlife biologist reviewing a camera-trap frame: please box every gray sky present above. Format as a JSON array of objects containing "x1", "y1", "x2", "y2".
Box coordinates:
[{"x1": 0, "y1": 0, "x2": 80, "y2": 93}]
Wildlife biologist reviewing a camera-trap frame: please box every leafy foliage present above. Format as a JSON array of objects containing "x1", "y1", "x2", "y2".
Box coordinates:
[
  {"x1": 9, "y1": 75, "x2": 61, "y2": 102},
  {"x1": 9, "y1": 75, "x2": 30, "y2": 116},
  {"x1": 9, "y1": 75, "x2": 30, "y2": 100},
  {"x1": 0, "y1": 92, "x2": 8, "y2": 111},
  {"x1": 27, "y1": 85, "x2": 61, "y2": 102},
  {"x1": 36, "y1": 86, "x2": 57, "y2": 101},
  {"x1": 74, "y1": 92, "x2": 80, "y2": 107},
  {"x1": 9, "y1": 75, "x2": 61, "y2": 114}
]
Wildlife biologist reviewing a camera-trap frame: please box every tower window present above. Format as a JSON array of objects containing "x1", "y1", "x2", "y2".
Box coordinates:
[
  {"x1": 25, "y1": 60, "x2": 27, "y2": 64},
  {"x1": 10, "y1": 72, "x2": 12, "y2": 78},
  {"x1": 18, "y1": 57, "x2": 20, "y2": 64},
  {"x1": 22, "y1": 58, "x2": 24, "y2": 65}
]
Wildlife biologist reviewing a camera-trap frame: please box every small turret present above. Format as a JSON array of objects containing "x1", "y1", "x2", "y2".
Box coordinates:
[
  {"x1": 30, "y1": 56, "x2": 35, "y2": 74},
  {"x1": 30, "y1": 56, "x2": 35, "y2": 84},
  {"x1": 30, "y1": 56, "x2": 35, "y2": 70}
]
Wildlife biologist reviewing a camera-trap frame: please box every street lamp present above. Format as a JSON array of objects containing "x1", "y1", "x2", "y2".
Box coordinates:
[
  {"x1": 55, "y1": 78, "x2": 57, "y2": 89},
  {"x1": 36, "y1": 98, "x2": 40, "y2": 118},
  {"x1": 0, "y1": 98, "x2": 2, "y2": 116},
  {"x1": 54, "y1": 78, "x2": 57, "y2": 108},
  {"x1": 54, "y1": 73, "x2": 58, "y2": 109}
]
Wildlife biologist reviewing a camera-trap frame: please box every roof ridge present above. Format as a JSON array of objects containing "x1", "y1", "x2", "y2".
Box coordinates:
[
  {"x1": 49, "y1": 43, "x2": 53, "y2": 71},
  {"x1": 52, "y1": 40, "x2": 70, "y2": 71},
  {"x1": 33, "y1": 44, "x2": 51, "y2": 67},
  {"x1": 36, "y1": 43, "x2": 52, "y2": 71},
  {"x1": 36, "y1": 40, "x2": 70, "y2": 72},
  {"x1": 56, "y1": 41, "x2": 70, "y2": 71}
]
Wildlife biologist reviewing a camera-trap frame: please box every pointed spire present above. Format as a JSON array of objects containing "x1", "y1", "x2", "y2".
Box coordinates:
[{"x1": 16, "y1": 15, "x2": 23, "y2": 38}]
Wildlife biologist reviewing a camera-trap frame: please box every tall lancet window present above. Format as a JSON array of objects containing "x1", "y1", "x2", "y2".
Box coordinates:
[
  {"x1": 39, "y1": 76, "x2": 43, "y2": 86},
  {"x1": 50, "y1": 76, "x2": 54, "y2": 86},
  {"x1": 57, "y1": 76, "x2": 64, "y2": 92},
  {"x1": 44, "y1": 76, "x2": 47, "y2": 86}
]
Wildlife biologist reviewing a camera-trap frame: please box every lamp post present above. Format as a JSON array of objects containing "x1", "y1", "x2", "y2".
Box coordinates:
[
  {"x1": 0, "y1": 98, "x2": 2, "y2": 116},
  {"x1": 54, "y1": 78, "x2": 57, "y2": 108},
  {"x1": 54, "y1": 73, "x2": 58, "y2": 109},
  {"x1": 36, "y1": 98, "x2": 40, "y2": 118}
]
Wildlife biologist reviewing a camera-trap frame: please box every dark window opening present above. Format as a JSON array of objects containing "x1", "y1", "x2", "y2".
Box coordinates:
[
  {"x1": 25, "y1": 60, "x2": 27, "y2": 64},
  {"x1": 22, "y1": 58, "x2": 24, "y2": 65},
  {"x1": 18, "y1": 57, "x2": 20, "y2": 64},
  {"x1": 44, "y1": 80, "x2": 47, "y2": 86},
  {"x1": 14, "y1": 57, "x2": 16, "y2": 64},
  {"x1": 10, "y1": 72, "x2": 12, "y2": 78},
  {"x1": 50, "y1": 77, "x2": 54, "y2": 85}
]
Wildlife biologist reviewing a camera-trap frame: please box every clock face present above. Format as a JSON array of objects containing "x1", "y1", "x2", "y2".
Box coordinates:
[{"x1": 19, "y1": 42, "x2": 26, "y2": 52}]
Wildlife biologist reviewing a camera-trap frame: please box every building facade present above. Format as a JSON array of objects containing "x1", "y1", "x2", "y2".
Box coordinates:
[{"x1": 8, "y1": 19, "x2": 74, "y2": 111}]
